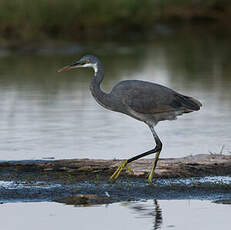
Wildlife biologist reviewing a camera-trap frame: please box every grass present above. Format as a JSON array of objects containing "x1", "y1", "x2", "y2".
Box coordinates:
[{"x1": 0, "y1": 0, "x2": 231, "y2": 43}]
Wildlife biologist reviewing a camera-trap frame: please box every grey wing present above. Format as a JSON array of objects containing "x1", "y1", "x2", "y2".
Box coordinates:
[
  {"x1": 112, "y1": 80, "x2": 201, "y2": 115},
  {"x1": 125, "y1": 88, "x2": 179, "y2": 114}
]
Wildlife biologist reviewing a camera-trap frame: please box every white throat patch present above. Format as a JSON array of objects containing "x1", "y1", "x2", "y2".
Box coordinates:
[{"x1": 83, "y1": 63, "x2": 98, "y2": 74}]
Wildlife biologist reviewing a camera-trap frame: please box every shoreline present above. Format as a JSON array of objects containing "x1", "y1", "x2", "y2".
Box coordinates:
[
  {"x1": 1, "y1": 154, "x2": 231, "y2": 182},
  {"x1": 0, "y1": 154, "x2": 231, "y2": 205}
]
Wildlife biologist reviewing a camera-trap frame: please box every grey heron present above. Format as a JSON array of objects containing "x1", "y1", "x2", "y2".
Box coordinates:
[{"x1": 58, "y1": 55, "x2": 202, "y2": 183}]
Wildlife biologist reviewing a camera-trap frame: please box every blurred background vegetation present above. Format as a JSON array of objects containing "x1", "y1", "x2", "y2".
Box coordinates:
[{"x1": 0, "y1": 0, "x2": 231, "y2": 45}]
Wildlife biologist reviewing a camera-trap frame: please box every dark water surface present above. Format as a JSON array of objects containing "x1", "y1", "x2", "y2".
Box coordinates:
[
  {"x1": 0, "y1": 176, "x2": 231, "y2": 202},
  {"x1": 0, "y1": 31, "x2": 231, "y2": 160},
  {"x1": 1, "y1": 200, "x2": 231, "y2": 230}
]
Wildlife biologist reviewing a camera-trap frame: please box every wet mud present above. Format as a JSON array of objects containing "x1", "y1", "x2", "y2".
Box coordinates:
[{"x1": 0, "y1": 154, "x2": 230, "y2": 205}]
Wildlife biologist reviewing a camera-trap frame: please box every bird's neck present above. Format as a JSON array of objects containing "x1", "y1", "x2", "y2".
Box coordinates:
[
  {"x1": 90, "y1": 62, "x2": 112, "y2": 109},
  {"x1": 91, "y1": 61, "x2": 104, "y2": 86}
]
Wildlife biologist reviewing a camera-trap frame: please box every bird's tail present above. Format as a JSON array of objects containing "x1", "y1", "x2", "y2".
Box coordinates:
[{"x1": 176, "y1": 94, "x2": 202, "y2": 111}]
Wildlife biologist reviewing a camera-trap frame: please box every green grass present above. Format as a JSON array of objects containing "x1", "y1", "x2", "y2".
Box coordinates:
[{"x1": 0, "y1": 0, "x2": 231, "y2": 43}]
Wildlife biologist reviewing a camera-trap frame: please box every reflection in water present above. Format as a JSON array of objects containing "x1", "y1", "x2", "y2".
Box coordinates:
[
  {"x1": 153, "y1": 200, "x2": 162, "y2": 230},
  {"x1": 128, "y1": 200, "x2": 162, "y2": 230},
  {"x1": 1, "y1": 200, "x2": 231, "y2": 230},
  {"x1": 0, "y1": 27, "x2": 231, "y2": 160}
]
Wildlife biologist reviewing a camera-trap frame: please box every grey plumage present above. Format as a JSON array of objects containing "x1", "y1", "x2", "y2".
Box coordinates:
[
  {"x1": 109, "y1": 80, "x2": 201, "y2": 124},
  {"x1": 58, "y1": 54, "x2": 202, "y2": 182}
]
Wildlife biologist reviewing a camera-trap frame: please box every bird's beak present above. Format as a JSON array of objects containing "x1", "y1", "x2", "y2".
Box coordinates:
[{"x1": 57, "y1": 61, "x2": 81, "y2": 72}]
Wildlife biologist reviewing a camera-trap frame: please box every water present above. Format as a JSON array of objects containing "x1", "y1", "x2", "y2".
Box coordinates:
[
  {"x1": 1, "y1": 175, "x2": 230, "y2": 229},
  {"x1": 0, "y1": 200, "x2": 230, "y2": 230},
  {"x1": 0, "y1": 30, "x2": 231, "y2": 161},
  {"x1": 0, "y1": 27, "x2": 230, "y2": 230}
]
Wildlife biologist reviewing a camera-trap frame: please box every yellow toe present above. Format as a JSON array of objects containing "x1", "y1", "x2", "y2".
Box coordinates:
[{"x1": 110, "y1": 160, "x2": 128, "y2": 182}]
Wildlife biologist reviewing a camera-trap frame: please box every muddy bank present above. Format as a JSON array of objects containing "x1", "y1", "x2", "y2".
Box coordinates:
[
  {"x1": 0, "y1": 154, "x2": 230, "y2": 205},
  {"x1": 0, "y1": 154, "x2": 230, "y2": 183}
]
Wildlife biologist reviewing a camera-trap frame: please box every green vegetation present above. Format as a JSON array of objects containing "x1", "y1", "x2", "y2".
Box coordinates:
[{"x1": 0, "y1": 0, "x2": 231, "y2": 43}]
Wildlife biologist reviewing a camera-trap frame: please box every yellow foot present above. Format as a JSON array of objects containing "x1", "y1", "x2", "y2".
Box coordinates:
[{"x1": 110, "y1": 160, "x2": 134, "y2": 182}]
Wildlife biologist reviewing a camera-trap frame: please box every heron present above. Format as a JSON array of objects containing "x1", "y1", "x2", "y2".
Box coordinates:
[{"x1": 58, "y1": 55, "x2": 202, "y2": 183}]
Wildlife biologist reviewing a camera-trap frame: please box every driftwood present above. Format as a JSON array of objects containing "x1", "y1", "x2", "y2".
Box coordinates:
[{"x1": 0, "y1": 154, "x2": 230, "y2": 182}]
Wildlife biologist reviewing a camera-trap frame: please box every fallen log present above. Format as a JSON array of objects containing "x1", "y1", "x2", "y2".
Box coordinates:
[{"x1": 0, "y1": 154, "x2": 230, "y2": 182}]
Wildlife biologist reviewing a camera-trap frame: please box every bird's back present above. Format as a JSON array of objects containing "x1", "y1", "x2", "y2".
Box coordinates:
[{"x1": 110, "y1": 80, "x2": 201, "y2": 123}]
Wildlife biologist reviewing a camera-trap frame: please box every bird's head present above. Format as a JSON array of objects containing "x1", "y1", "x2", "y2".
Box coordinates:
[{"x1": 58, "y1": 55, "x2": 99, "y2": 74}]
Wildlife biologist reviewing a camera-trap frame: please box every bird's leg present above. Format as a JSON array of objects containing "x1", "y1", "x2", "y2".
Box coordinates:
[
  {"x1": 126, "y1": 125, "x2": 162, "y2": 183},
  {"x1": 148, "y1": 150, "x2": 161, "y2": 183},
  {"x1": 110, "y1": 160, "x2": 134, "y2": 182},
  {"x1": 147, "y1": 125, "x2": 162, "y2": 183},
  {"x1": 110, "y1": 125, "x2": 162, "y2": 183}
]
